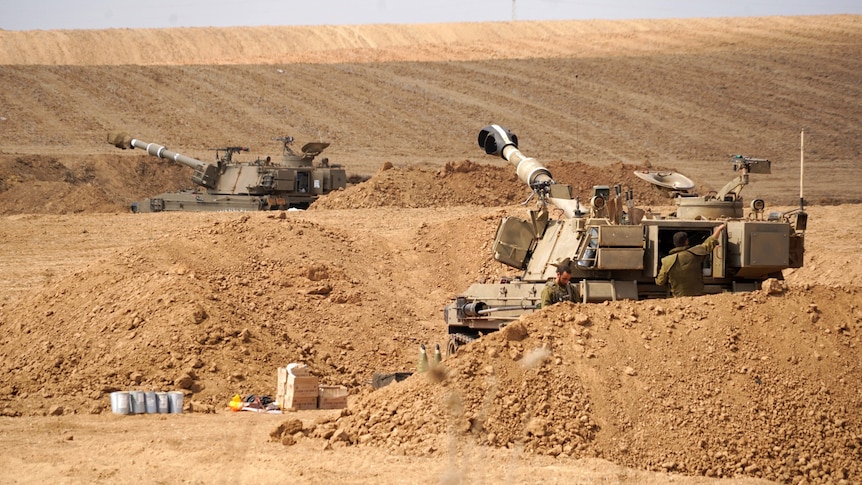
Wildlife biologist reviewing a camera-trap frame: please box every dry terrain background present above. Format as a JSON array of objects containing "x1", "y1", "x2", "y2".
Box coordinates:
[{"x1": 1, "y1": 15, "x2": 861, "y2": 484}]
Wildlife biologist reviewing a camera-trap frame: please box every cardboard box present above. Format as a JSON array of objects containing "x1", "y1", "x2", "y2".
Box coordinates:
[
  {"x1": 278, "y1": 367, "x2": 318, "y2": 395},
  {"x1": 288, "y1": 376, "x2": 319, "y2": 397},
  {"x1": 278, "y1": 366, "x2": 320, "y2": 410},
  {"x1": 318, "y1": 385, "x2": 348, "y2": 410},
  {"x1": 286, "y1": 395, "x2": 318, "y2": 410},
  {"x1": 277, "y1": 367, "x2": 288, "y2": 397}
]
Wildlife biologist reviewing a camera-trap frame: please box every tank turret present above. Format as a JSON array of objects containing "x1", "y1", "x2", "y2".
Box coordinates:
[
  {"x1": 108, "y1": 132, "x2": 347, "y2": 212},
  {"x1": 444, "y1": 125, "x2": 807, "y2": 355}
]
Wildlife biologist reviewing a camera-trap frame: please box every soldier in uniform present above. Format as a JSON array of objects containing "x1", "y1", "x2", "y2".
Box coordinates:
[
  {"x1": 656, "y1": 223, "x2": 726, "y2": 297},
  {"x1": 541, "y1": 260, "x2": 578, "y2": 307}
]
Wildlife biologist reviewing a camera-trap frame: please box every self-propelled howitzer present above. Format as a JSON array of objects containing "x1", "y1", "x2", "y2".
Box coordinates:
[
  {"x1": 108, "y1": 132, "x2": 347, "y2": 212},
  {"x1": 443, "y1": 125, "x2": 807, "y2": 354}
]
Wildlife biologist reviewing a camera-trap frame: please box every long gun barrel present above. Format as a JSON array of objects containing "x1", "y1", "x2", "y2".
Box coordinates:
[
  {"x1": 108, "y1": 132, "x2": 218, "y2": 189},
  {"x1": 478, "y1": 124, "x2": 553, "y2": 188},
  {"x1": 477, "y1": 124, "x2": 581, "y2": 217}
]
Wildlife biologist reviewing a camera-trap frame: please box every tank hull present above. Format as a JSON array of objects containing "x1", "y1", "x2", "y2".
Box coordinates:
[{"x1": 130, "y1": 190, "x2": 316, "y2": 212}]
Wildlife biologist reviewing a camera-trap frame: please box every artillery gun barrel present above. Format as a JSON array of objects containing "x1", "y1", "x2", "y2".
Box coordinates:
[
  {"x1": 108, "y1": 132, "x2": 207, "y2": 170},
  {"x1": 108, "y1": 132, "x2": 218, "y2": 189},
  {"x1": 478, "y1": 124, "x2": 581, "y2": 217},
  {"x1": 478, "y1": 124, "x2": 553, "y2": 188}
]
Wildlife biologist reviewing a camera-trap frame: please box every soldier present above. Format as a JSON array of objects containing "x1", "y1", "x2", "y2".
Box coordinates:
[
  {"x1": 656, "y1": 223, "x2": 726, "y2": 297},
  {"x1": 541, "y1": 261, "x2": 578, "y2": 307}
]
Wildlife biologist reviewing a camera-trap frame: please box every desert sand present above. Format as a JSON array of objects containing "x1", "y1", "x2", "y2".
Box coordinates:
[{"x1": 1, "y1": 15, "x2": 861, "y2": 484}]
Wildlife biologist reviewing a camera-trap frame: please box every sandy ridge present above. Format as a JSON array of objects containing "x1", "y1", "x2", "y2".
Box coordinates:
[{"x1": 2, "y1": 15, "x2": 858, "y2": 66}]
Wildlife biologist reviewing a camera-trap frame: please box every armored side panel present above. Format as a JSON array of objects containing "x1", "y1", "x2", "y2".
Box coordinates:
[
  {"x1": 191, "y1": 165, "x2": 220, "y2": 189},
  {"x1": 270, "y1": 168, "x2": 299, "y2": 193},
  {"x1": 523, "y1": 219, "x2": 583, "y2": 281},
  {"x1": 580, "y1": 280, "x2": 639, "y2": 302},
  {"x1": 727, "y1": 221, "x2": 791, "y2": 278},
  {"x1": 592, "y1": 225, "x2": 645, "y2": 270},
  {"x1": 788, "y1": 233, "x2": 805, "y2": 268},
  {"x1": 492, "y1": 217, "x2": 536, "y2": 269},
  {"x1": 313, "y1": 167, "x2": 348, "y2": 195}
]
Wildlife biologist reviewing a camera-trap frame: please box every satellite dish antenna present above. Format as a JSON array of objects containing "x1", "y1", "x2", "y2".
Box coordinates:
[{"x1": 634, "y1": 170, "x2": 696, "y2": 191}]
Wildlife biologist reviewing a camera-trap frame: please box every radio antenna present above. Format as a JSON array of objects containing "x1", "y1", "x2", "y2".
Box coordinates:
[{"x1": 799, "y1": 130, "x2": 805, "y2": 211}]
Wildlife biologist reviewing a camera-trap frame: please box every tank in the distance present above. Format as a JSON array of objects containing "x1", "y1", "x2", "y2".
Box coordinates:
[{"x1": 107, "y1": 132, "x2": 347, "y2": 212}]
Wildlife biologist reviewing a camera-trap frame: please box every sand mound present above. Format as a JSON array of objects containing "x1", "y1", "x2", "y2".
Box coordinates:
[
  {"x1": 313, "y1": 160, "x2": 684, "y2": 210},
  {"x1": 325, "y1": 286, "x2": 862, "y2": 482}
]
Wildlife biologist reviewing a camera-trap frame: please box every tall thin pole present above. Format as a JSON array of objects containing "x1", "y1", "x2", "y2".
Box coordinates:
[
  {"x1": 512, "y1": 0, "x2": 516, "y2": 21},
  {"x1": 799, "y1": 130, "x2": 805, "y2": 209}
]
